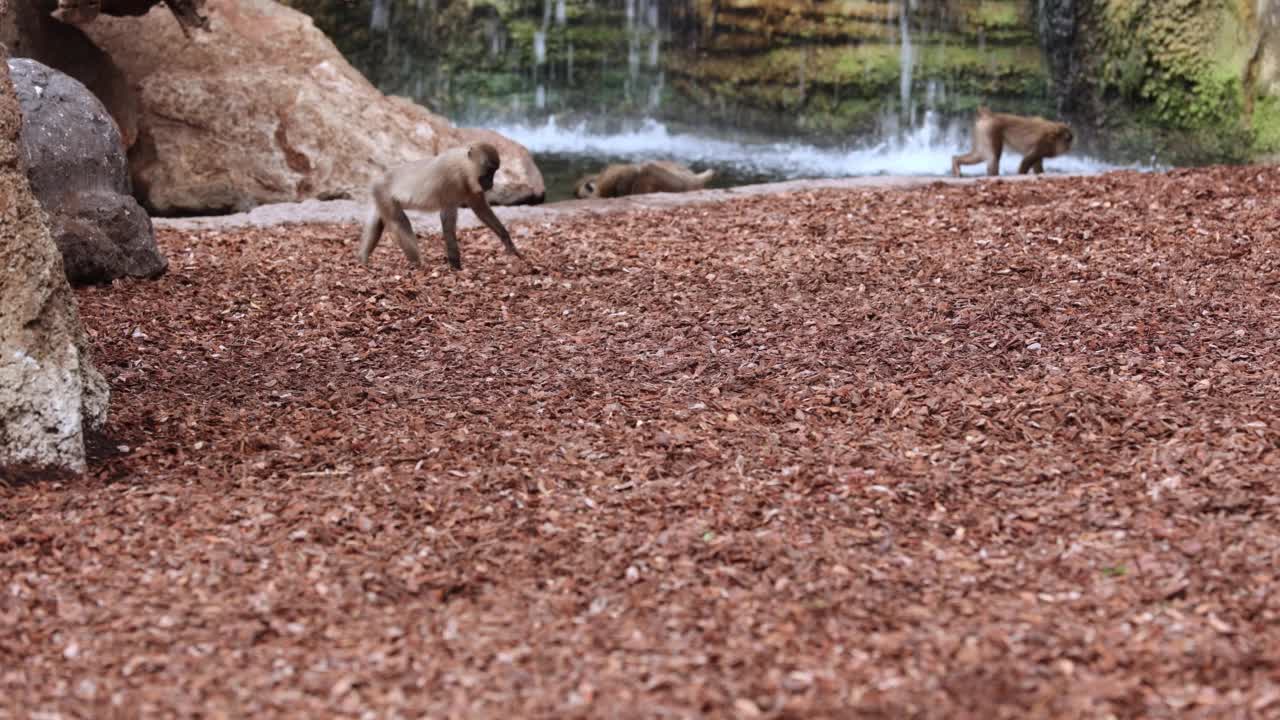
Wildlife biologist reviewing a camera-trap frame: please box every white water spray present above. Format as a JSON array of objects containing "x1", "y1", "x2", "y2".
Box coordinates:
[{"x1": 489, "y1": 116, "x2": 1137, "y2": 179}]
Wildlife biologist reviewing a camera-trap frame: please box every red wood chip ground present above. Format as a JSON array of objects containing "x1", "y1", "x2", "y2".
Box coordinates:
[{"x1": 4, "y1": 166, "x2": 1280, "y2": 717}]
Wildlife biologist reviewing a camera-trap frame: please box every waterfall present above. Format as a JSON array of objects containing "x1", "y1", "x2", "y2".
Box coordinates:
[
  {"x1": 899, "y1": 0, "x2": 913, "y2": 121},
  {"x1": 369, "y1": 0, "x2": 389, "y2": 32},
  {"x1": 339, "y1": 0, "x2": 1150, "y2": 194}
]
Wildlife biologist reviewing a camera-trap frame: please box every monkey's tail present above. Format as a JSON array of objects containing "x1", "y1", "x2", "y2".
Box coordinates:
[{"x1": 694, "y1": 169, "x2": 715, "y2": 186}]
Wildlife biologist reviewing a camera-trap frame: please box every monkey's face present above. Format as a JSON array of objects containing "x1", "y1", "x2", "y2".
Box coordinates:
[
  {"x1": 469, "y1": 144, "x2": 502, "y2": 192},
  {"x1": 574, "y1": 176, "x2": 598, "y2": 199}
]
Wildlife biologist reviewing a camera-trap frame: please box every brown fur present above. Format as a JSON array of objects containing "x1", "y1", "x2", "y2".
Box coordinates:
[
  {"x1": 951, "y1": 107, "x2": 1073, "y2": 177},
  {"x1": 574, "y1": 161, "x2": 715, "y2": 199},
  {"x1": 358, "y1": 142, "x2": 526, "y2": 271}
]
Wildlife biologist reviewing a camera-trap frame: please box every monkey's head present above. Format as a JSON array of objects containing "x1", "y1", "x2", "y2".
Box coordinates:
[
  {"x1": 468, "y1": 143, "x2": 502, "y2": 191},
  {"x1": 573, "y1": 174, "x2": 600, "y2": 199}
]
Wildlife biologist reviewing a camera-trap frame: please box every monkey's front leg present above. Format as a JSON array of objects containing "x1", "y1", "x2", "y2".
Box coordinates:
[
  {"x1": 1018, "y1": 154, "x2": 1044, "y2": 175},
  {"x1": 440, "y1": 206, "x2": 462, "y2": 270},
  {"x1": 984, "y1": 137, "x2": 1004, "y2": 176},
  {"x1": 469, "y1": 197, "x2": 527, "y2": 262},
  {"x1": 951, "y1": 151, "x2": 981, "y2": 177}
]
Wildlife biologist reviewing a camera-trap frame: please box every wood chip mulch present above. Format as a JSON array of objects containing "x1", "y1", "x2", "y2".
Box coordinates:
[{"x1": 5, "y1": 165, "x2": 1280, "y2": 718}]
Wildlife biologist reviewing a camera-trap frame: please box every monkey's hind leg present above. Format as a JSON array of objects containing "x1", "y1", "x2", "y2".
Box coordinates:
[
  {"x1": 357, "y1": 205, "x2": 384, "y2": 265},
  {"x1": 379, "y1": 194, "x2": 423, "y2": 267},
  {"x1": 440, "y1": 206, "x2": 462, "y2": 270}
]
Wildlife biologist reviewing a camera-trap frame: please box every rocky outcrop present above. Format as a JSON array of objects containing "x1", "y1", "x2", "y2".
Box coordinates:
[
  {"x1": 51, "y1": 0, "x2": 208, "y2": 28},
  {"x1": 81, "y1": 0, "x2": 543, "y2": 214},
  {"x1": 9, "y1": 58, "x2": 165, "y2": 285},
  {"x1": 0, "y1": 50, "x2": 109, "y2": 478},
  {"x1": 0, "y1": 0, "x2": 145, "y2": 148},
  {"x1": 1058, "y1": 0, "x2": 1280, "y2": 164}
]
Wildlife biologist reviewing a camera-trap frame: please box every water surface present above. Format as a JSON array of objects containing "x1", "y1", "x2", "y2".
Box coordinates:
[{"x1": 497, "y1": 116, "x2": 1135, "y2": 202}]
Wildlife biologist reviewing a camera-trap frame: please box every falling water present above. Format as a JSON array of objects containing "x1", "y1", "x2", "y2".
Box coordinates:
[
  {"x1": 533, "y1": 31, "x2": 547, "y2": 65},
  {"x1": 369, "y1": 0, "x2": 389, "y2": 32},
  {"x1": 899, "y1": 0, "x2": 913, "y2": 121}
]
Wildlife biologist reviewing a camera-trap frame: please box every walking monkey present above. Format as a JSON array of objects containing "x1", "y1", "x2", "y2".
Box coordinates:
[
  {"x1": 358, "y1": 143, "x2": 527, "y2": 270},
  {"x1": 952, "y1": 108, "x2": 1073, "y2": 177}
]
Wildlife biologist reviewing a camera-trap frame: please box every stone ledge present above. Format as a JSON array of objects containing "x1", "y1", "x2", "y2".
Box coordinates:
[{"x1": 156, "y1": 172, "x2": 1071, "y2": 233}]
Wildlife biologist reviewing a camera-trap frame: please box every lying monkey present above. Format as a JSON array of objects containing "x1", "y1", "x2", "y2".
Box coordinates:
[
  {"x1": 358, "y1": 142, "x2": 527, "y2": 271},
  {"x1": 574, "y1": 160, "x2": 715, "y2": 199},
  {"x1": 951, "y1": 107, "x2": 1073, "y2": 177}
]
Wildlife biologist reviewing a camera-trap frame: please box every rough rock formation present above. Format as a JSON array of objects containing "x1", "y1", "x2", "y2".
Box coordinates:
[
  {"x1": 0, "y1": 0, "x2": 145, "y2": 148},
  {"x1": 9, "y1": 58, "x2": 165, "y2": 285},
  {"x1": 1248, "y1": 0, "x2": 1278, "y2": 96},
  {"x1": 82, "y1": 0, "x2": 544, "y2": 214},
  {"x1": 1036, "y1": 0, "x2": 1080, "y2": 113},
  {"x1": 51, "y1": 0, "x2": 208, "y2": 29},
  {"x1": 0, "y1": 49, "x2": 109, "y2": 477}
]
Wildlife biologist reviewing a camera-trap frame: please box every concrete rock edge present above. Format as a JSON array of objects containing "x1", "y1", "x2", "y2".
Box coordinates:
[{"x1": 156, "y1": 173, "x2": 1063, "y2": 234}]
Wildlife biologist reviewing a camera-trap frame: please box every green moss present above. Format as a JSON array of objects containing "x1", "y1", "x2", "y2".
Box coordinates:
[
  {"x1": 820, "y1": 45, "x2": 901, "y2": 87},
  {"x1": 1097, "y1": 0, "x2": 1247, "y2": 132},
  {"x1": 915, "y1": 44, "x2": 1048, "y2": 94},
  {"x1": 664, "y1": 35, "x2": 1051, "y2": 136},
  {"x1": 1252, "y1": 95, "x2": 1280, "y2": 154},
  {"x1": 965, "y1": 0, "x2": 1024, "y2": 33},
  {"x1": 944, "y1": 0, "x2": 1037, "y2": 43},
  {"x1": 668, "y1": 42, "x2": 1045, "y2": 98}
]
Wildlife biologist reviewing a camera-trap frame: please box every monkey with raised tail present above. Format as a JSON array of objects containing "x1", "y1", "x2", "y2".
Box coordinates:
[
  {"x1": 952, "y1": 107, "x2": 1073, "y2": 177},
  {"x1": 358, "y1": 143, "x2": 527, "y2": 271},
  {"x1": 574, "y1": 161, "x2": 715, "y2": 199}
]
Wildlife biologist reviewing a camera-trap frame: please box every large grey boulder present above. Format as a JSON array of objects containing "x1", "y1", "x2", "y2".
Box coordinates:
[
  {"x1": 0, "y1": 50, "x2": 109, "y2": 478},
  {"x1": 8, "y1": 57, "x2": 165, "y2": 285}
]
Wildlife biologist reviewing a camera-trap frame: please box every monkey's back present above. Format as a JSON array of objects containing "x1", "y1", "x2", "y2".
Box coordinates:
[
  {"x1": 380, "y1": 147, "x2": 473, "y2": 211},
  {"x1": 597, "y1": 162, "x2": 711, "y2": 197},
  {"x1": 979, "y1": 112, "x2": 1067, "y2": 155}
]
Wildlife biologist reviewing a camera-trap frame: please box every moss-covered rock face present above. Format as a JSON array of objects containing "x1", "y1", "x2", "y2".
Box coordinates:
[
  {"x1": 1075, "y1": 0, "x2": 1279, "y2": 164},
  {"x1": 287, "y1": 0, "x2": 1055, "y2": 137},
  {"x1": 664, "y1": 0, "x2": 1053, "y2": 135},
  {"x1": 1097, "y1": 0, "x2": 1238, "y2": 129},
  {"x1": 287, "y1": 0, "x2": 1279, "y2": 162},
  {"x1": 1254, "y1": 95, "x2": 1280, "y2": 157},
  {"x1": 285, "y1": 0, "x2": 670, "y2": 123}
]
